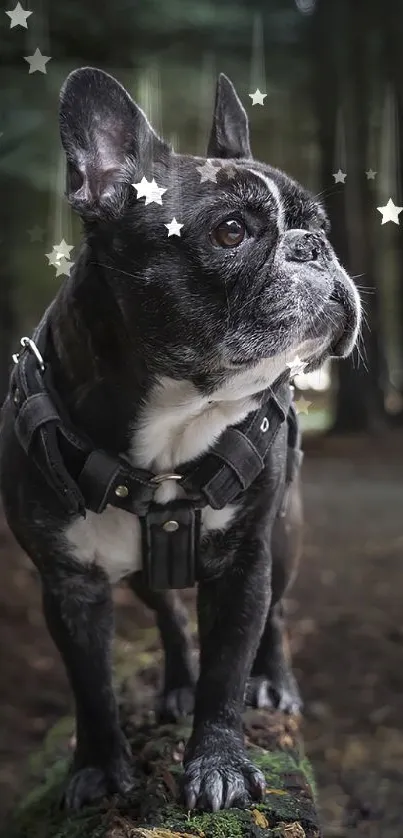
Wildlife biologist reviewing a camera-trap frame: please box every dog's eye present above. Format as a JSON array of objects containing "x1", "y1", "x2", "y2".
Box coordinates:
[{"x1": 210, "y1": 219, "x2": 246, "y2": 248}]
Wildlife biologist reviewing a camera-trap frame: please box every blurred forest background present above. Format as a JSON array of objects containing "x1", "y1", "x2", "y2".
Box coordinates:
[
  {"x1": 1, "y1": 0, "x2": 403, "y2": 429},
  {"x1": 1, "y1": 1, "x2": 403, "y2": 836}
]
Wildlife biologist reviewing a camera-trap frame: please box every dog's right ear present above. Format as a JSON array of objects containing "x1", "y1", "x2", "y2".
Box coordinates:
[
  {"x1": 207, "y1": 73, "x2": 252, "y2": 160},
  {"x1": 59, "y1": 67, "x2": 169, "y2": 217}
]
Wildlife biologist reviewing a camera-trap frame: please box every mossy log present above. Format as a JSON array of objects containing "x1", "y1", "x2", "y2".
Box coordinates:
[{"x1": 2, "y1": 633, "x2": 322, "y2": 838}]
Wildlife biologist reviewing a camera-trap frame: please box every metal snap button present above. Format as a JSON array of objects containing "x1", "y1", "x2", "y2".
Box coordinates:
[
  {"x1": 115, "y1": 484, "x2": 129, "y2": 498},
  {"x1": 13, "y1": 388, "x2": 20, "y2": 406},
  {"x1": 163, "y1": 520, "x2": 179, "y2": 532},
  {"x1": 260, "y1": 417, "x2": 270, "y2": 433}
]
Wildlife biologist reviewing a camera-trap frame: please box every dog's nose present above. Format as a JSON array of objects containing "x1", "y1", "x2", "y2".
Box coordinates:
[{"x1": 283, "y1": 230, "x2": 320, "y2": 263}]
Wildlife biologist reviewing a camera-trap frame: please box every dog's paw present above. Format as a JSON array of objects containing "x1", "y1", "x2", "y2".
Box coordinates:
[
  {"x1": 246, "y1": 671, "x2": 303, "y2": 715},
  {"x1": 63, "y1": 754, "x2": 134, "y2": 810},
  {"x1": 157, "y1": 685, "x2": 195, "y2": 723},
  {"x1": 183, "y1": 741, "x2": 265, "y2": 811}
]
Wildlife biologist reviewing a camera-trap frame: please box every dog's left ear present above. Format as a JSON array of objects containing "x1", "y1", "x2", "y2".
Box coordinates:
[
  {"x1": 59, "y1": 67, "x2": 169, "y2": 217},
  {"x1": 207, "y1": 73, "x2": 252, "y2": 159}
]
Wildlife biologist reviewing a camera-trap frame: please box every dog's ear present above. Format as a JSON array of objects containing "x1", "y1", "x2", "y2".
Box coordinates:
[
  {"x1": 207, "y1": 73, "x2": 252, "y2": 160},
  {"x1": 59, "y1": 67, "x2": 168, "y2": 217}
]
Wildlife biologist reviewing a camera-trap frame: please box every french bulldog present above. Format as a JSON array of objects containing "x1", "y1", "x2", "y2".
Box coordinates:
[{"x1": 0, "y1": 68, "x2": 361, "y2": 812}]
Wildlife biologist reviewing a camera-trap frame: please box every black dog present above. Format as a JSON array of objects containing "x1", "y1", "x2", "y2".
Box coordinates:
[{"x1": 0, "y1": 68, "x2": 361, "y2": 812}]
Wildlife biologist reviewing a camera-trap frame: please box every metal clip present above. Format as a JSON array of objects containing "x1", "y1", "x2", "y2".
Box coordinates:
[
  {"x1": 150, "y1": 473, "x2": 183, "y2": 484},
  {"x1": 12, "y1": 337, "x2": 45, "y2": 372}
]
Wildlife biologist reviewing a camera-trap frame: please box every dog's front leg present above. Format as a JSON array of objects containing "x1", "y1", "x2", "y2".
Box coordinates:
[
  {"x1": 183, "y1": 535, "x2": 271, "y2": 811},
  {"x1": 41, "y1": 562, "x2": 134, "y2": 810}
]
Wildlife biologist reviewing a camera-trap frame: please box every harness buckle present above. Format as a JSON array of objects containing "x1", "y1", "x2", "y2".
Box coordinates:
[{"x1": 12, "y1": 337, "x2": 45, "y2": 372}]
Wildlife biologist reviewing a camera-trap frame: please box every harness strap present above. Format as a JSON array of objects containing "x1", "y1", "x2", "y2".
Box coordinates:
[
  {"x1": 181, "y1": 387, "x2": 289, "y2": 509},
  {"x1": 9, "y1": 305, "x2": 299, "y2": 527}
]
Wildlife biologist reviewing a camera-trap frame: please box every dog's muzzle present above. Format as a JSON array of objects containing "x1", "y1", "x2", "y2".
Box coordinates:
[{"x1": 328, "y1": 274, "x2": 362, "y2": 357}]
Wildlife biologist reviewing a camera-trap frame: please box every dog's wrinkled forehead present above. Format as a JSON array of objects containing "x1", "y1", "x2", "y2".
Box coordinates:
[
  {"x1": 147, "y1": 154, "x2": 329, "y2": 262},
  {"x1": 174, "y1": 156, "x2": 327, "y2": 234}
]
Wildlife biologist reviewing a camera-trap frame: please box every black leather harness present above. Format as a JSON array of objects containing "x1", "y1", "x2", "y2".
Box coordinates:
[{"x1": 8, "y1": 304, "x2": 303, "y2": 590}]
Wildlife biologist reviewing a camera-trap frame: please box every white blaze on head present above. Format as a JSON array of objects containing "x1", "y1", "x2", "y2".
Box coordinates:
[{"x1": 248, "y1": 168, "x2": 285, "y2": 233}]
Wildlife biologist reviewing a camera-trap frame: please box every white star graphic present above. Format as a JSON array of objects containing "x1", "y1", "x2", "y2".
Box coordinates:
[
  {"x1": 45, "y1": 250, "x2": 61, "y2": 268},
  {"x1": 377, "y1": 198, "x2": 403, "y2": 225},
  {"x1": 294, "y1": 396, "x2": 312, "y2": 415},
  {"x1": 55, "y1": 257, "x2": 74, "y2": 277},
  {"x1": 366, "y1": 169, "x2": 377, "y2": 180},
  {"x1": 333, "y1": 169, "x2": 347, "y2": 184},
  {"x1": 132, "y1": 176, "x2": 167, "y2": 206},
  {"x1": 222, "y1": 165, "x2": 238, "y2": 180},
  {"x1": 54, "y1": 238, "x2": 74, "y2": 259},
  {"x1": 165, "y1": 217, "x2": 184, "y2": 237},
  {"x1": 6, "y1": 2, "x2": 32, "y2": 28},
  {"x1": 132, "y1": 176, "x2": 151, "y2": 200},
  {"x1": 24, "y1": 48, "x2": 51, "y2": 74},
  {"x1": 27, "y1": 225, "x2": 45, "y2": 242},
  {"x1": 286, "y1": 356, "x2": 307, "y2": 378},
  {"x1": 196, "y1": 160, "x2": 220, "y2": 184},
  {"x1": 249, "y1": 89, "x2": 267, "y2": 106}
]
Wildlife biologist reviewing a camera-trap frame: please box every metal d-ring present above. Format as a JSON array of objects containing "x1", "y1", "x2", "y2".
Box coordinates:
[
  {"x1": 12, "y1": 336, "x2": 45, "y2": 372},
  {"x1": 150, "y1": 473, "x2": 183, "y2": 484}
]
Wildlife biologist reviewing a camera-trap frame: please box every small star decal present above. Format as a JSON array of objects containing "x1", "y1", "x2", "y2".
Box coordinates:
[
  {"x1": 55, "y1": 257, "x2": 74, "y2": 278},
  {"x1": 54, "y1": 238, "x2": 74, "y2": 259},
  {"x1": 249, "y1": 89, "x2": 267, "y2": 106},
  {"x1": 366, "y1": 169, "x2": 377, "y2": 180},
  {"x1": 46, "y1": 240, "x2": 75, "y2": 274},
  {"x1": 294, "y1": 396, "x2": 312, "y2": 415},
  {"x1": 287, "y1": 356, "x2": 307, "y2": 378},
  {"x1": 222, "y1": 165, "x2": 238, "y2": 180},
  {"x1": 6, "y1": 2, "x2": 32, "y2": 28},
  {"x1": 132, "y1": 176, "x2": 167, "y2": 205},
  {"x1": 196, "y1": 159, "x2": 220, "y2": 184},
  {"x1": 45, "y1": 250, "x2": 61, "y2": 268},
  {"x1": 333, "y1": 169, "x2": 347, "y2": 184},
  {"x1": 377, "y1": 198, "x2": 403, "y2": 225},
  {"x1": 165, "y1": 217, "x2": 184, "y2": 237},
  {"x1": 24, "y1": 48, "x2": 51, "y2": 74},
  {"x1": 27, "y1": 225, "x2": 45, "y2": 242}
]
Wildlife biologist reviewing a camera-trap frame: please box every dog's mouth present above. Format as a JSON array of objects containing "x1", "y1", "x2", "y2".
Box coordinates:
[{"x1": 221, "y1": 275, "x2": 360, "y2": 375}]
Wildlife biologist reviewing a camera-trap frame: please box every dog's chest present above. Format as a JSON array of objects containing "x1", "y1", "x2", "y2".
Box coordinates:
[{"x1": 64, "y1": 376, "x2": 260, "y2": 583}]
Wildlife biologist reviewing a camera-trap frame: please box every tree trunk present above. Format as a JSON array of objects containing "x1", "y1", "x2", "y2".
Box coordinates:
[
  {"x1": 310, "y1": 0, "x2": 388, "y2": 433},
  {"x1": 382, "y1": 0, "x2": 403, "y2": 420},
  {"x1": 2, "y1": 635, "x2": 321, "y2": 838}
]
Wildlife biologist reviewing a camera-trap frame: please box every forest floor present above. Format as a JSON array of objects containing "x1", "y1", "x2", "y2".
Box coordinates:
[{"x1": 0, "y1": 432, "x2": 403, "y2": 837}]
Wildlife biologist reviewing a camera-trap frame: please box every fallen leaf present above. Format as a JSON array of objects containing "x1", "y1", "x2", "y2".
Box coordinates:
[
  {"x1": 276, "y1": 822, "x2": 306, "y2": 838},
  {"x1": 251, "y1": 808, "x2": 269, "y2": 828},
  {"x1": 265, "y1": 788, "x2": 288, "y2": 795}
]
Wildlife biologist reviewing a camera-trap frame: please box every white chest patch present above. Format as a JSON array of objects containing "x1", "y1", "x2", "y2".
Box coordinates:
[{"x1": 63, "y1": 356, "x2": 288, "y2": 583}]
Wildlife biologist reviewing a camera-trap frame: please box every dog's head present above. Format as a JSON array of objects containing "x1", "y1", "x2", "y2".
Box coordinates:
[{"x1": 59, "y1": 68, "x2": 361, "y2": 397}]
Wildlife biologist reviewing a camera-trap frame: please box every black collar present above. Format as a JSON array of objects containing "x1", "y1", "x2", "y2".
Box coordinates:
[{"x1": 9, "y1": 303, "x2": 299, "y2": 589}]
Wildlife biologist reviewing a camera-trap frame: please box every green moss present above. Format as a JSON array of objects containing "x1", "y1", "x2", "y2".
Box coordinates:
[
  {"x1": 181, "y1": 808, "x2": 253, "y2": 838},
  {"x1": 28, "y1": 717, "x2": 75, "y2": 778},
  {"x1": 248, "y1": 748, "x2": 296, "y2": 785},
  {"x1": 3, "y1": 635, "x2": 321, "y2": 838},
  {"x1": 5, "y1": 757, "x2": 108, "y2": 838},
  {"x1": 300, "y1": 757, "x2": 317, "y2": 801}
]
